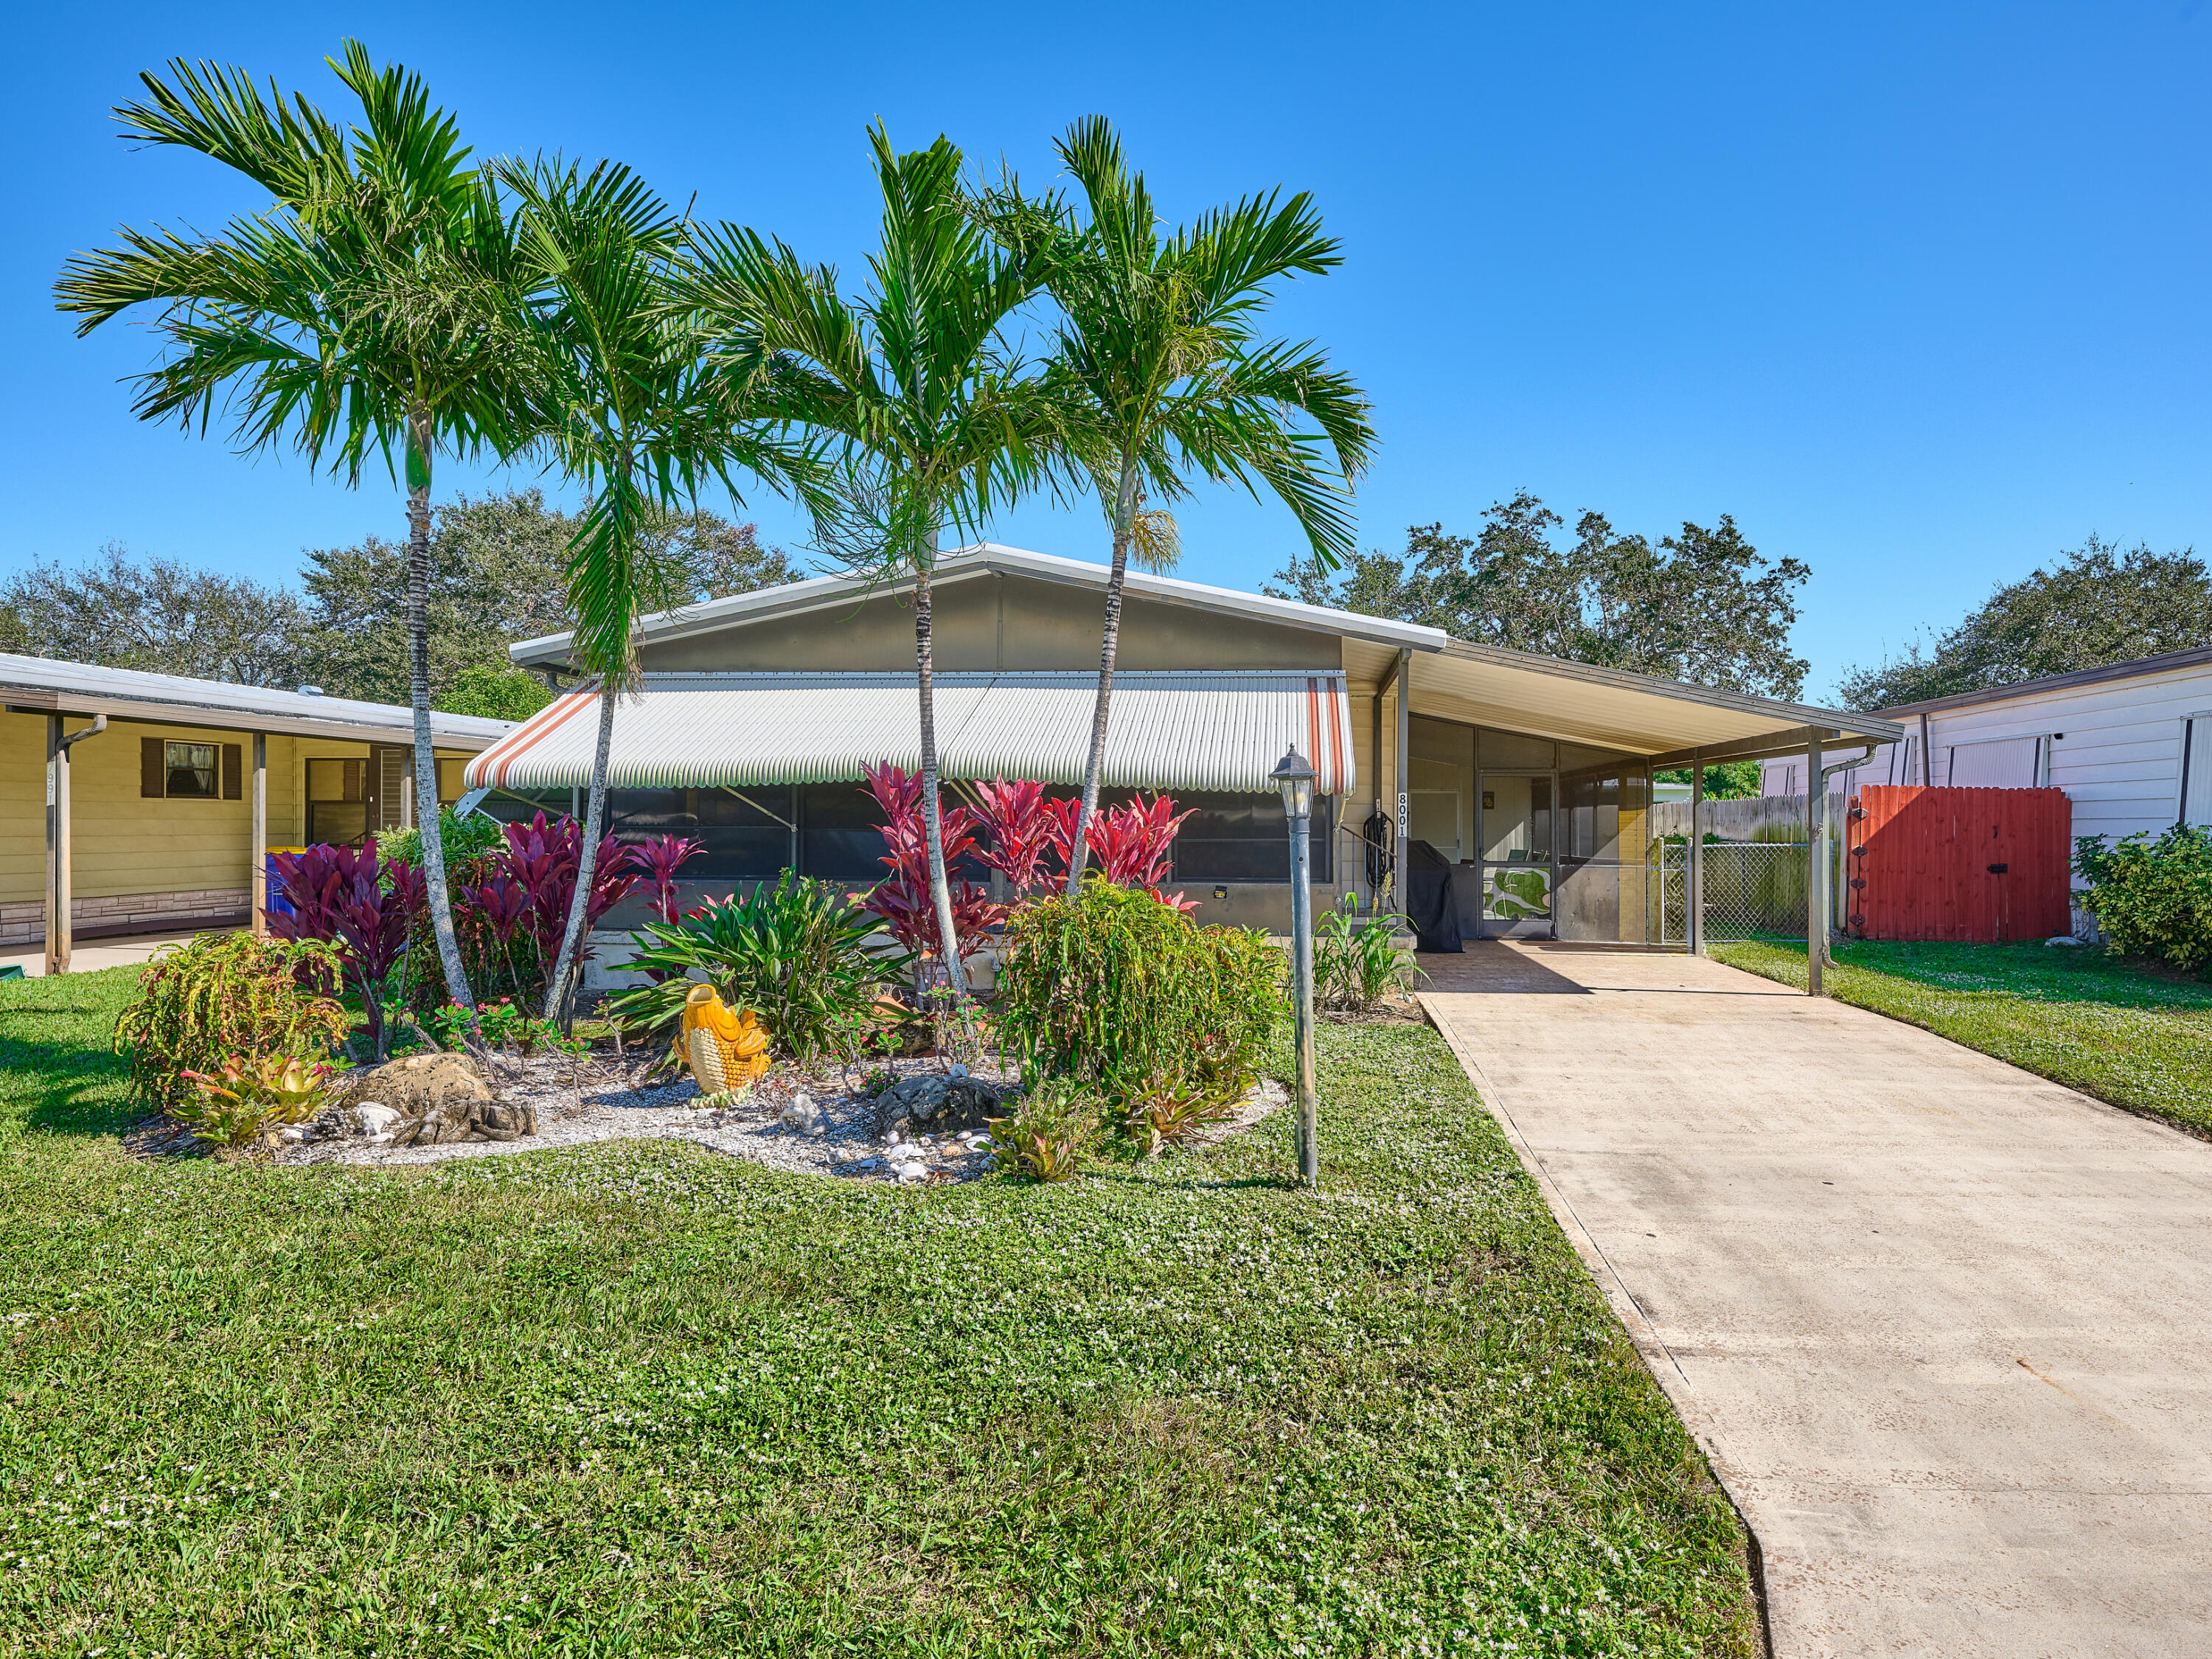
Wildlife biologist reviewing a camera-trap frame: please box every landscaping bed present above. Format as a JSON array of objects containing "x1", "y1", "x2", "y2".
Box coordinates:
[
  {"x1": 1713, "y1": 937, "x2": 2212, "y2": 1138},
  {"x1": 0, "y1": 964, "x2": 1758, "y2": 1657}
]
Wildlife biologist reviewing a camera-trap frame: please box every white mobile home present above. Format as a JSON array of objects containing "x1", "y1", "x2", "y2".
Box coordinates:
[{"x1": 1761, "y1": 645, "x2": 2212, "y2": 852}]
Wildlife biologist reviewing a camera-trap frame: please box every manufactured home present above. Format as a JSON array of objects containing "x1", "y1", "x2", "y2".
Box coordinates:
[
  {"x1": 1761, "y1": 645, "x2": 2212, "y2": 852},
  {"x1": 2, "y1": 655, "x2": 511, "y2": 973},
  {"x1": 476, "y1": 543, "x2": 1900, "y2": 947}
]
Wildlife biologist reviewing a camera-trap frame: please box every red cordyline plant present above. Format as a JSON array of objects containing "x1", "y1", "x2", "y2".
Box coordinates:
[
  {"x1": 270, "y1": 839, "x2": 428, "y2": 1060},
  {"x1": 630, "y1": 833, "x2": 706, "y2": 927},
  {"x1": 859, "y1": 763, "x2": 1001, "y2": 965},
  {"x1": 970, "y1": 776, "x2": 1057, "y2": 896},
  {"x1": 1040, "y1": 790, "x2": 1198, "y2": 913},
  {"x1": 499, "y1": 813, "x2": 645, "y2": 990}
]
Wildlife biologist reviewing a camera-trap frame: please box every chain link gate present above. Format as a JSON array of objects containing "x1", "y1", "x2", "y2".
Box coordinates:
[{"x1": 1653, "y1": 841, "x2": 1811, "y2": 943}]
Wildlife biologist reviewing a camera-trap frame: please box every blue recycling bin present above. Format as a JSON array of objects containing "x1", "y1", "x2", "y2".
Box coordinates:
[{"x1": 265, "y1": 847, "x2": 305, "y2": 918}]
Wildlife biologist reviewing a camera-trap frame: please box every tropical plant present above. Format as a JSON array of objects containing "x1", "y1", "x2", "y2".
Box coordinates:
[
  {"x1": 493, "y1": 812, "x2": 644, "y2": 998},
  {"x1": 426, "y1": 998, "x2": 582, "y2": 1057},
  {"x1": 268, "y1": 840, "x2": 427, "y2": 1060},
  {"x1": 968, "y1": 776, "x2": 1058, "y2": 897},
  {"x1": 376, "y1": 804, "x2": 505, "y2": 876},
  {"x1": 56, "y1": 42, "x2": 540, "y2": 1039},
  {"x1": 175, "y1": 1053, "x2": 335, "y2": 1150},
  {"x1": 2074, "y1": 827, "x2": 2212, "y2": 972},
  {"x1": 1315, "y1": 892, "x2": 1420, "y2": 1012},
  {"x1": 984, "y1": 1079, "x2": 1098, "y2": 1182},
  {"x1": 1118, "y1": 1067, "x2": 1236, "y2": 1156},
  {"x1": 605, "y1": 872, "x2": 891, "y2": 1064},
  {"x1": 500, "y1": 158, "x2": 815, "y2": 1029},
  {"x1": 984, "y1": 117, "x2": 1374, "y2": 889},
  {"x1": 855, "y1": 763, "x2": 1001, "y2": 971},
  {"x1": 686, "y1": 125, "x2": 1060, "y2": 1017},
  {"x1": 112, "y1": 933, "x2": 349, "y2": 1110},
  {"x1": 995, "y1": 877, "x2": 1282, "y2": 1107}
]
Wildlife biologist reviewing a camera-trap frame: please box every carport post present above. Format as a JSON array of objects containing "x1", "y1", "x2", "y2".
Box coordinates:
[
  {"x1": 1688, "y1": 756, "x2": 1705, "y2": 955},
  {"x1": 44, "y1": 715, "x2": 66, "y2": 977},
  {"x1": 1806, "y1": 727, "x2": 1825, "y2": 997},
  {"x1": 250, "y1": 732, "x2": 268, "y2": 938},
  {"x1": 1394, "y1": 647, "x2": 1411, "y2": 919}
]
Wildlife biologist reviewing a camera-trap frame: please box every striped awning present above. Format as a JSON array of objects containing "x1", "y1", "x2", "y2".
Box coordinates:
[{"x1": 464, "y1": 671, "x2": 1355, "y2": 796}]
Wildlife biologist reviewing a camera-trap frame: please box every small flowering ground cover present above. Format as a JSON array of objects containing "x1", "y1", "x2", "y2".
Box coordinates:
[
  {"x1": 1714, "y1": 938, "x2": 2212, "y2": 1138},
  {"x1": 0, "y1": 967, "x2": 1757, "y2": 1658}
]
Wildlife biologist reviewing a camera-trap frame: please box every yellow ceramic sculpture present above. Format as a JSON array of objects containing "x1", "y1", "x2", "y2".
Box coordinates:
[{"x1": 680, "y1": 984, "x2": 771, "y2": 1097}]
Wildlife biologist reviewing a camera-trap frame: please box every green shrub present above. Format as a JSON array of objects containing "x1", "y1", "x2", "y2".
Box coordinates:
[
  {"x1": 994, "y1": 877, "x2": 1283, "y2": 1105},
  {"x1": 1118, "y1": 1067, "x2": 1236, "y2": 1155},
  {"x1": 376, "y1": 805, "x2": 505, "y2": 876},
  {"x1": 605, "y1": 873, "x2": 891, "y2": 1062},
  {"x1": 984, "y1": 1079, "x2": 1099, "y2": 1181},
  {"x1": 113, "y1": 933, "x2": 351, "y2": 1110},
  {"x1": 2074, "y1": 826, "x2": 2212, "y2": 970},
  {"x1": 1315, "y1": 893, "x2": 1421, "y2": 1011}
]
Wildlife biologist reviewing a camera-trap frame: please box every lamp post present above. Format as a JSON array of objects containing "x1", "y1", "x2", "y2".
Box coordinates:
[{"x1": 1273, "y1": 745, "x2": 1319, "y2": 1186}]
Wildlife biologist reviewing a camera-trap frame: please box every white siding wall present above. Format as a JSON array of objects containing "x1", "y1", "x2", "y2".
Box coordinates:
[{"x1": 1759, "y1": 661, "x2": 2212, "y2": 862}]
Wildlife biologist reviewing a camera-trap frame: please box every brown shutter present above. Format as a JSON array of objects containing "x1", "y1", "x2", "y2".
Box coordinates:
[
  {"x1": 344, "y1": 758, "x2": 364, "y2": 801},
  {"x1": 141, "y1": 737, "x2": 166, "y2": 798},
  {"x1": 222, "y1": 743, "x2": 243, "y2": 800}
]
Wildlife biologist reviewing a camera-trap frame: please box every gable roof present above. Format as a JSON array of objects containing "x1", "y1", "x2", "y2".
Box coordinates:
[{"x1": 505, "y1": 541, "x2": 1448, "y2": 668}]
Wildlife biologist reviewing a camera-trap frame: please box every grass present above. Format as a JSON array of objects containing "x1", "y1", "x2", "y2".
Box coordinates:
[
  {"x1": 0, "y1": 967, "x2": 1757, "y2": 1658},
  {"x1": 1713, "y1": 937, "x2": 2212, "y2": 1138}
]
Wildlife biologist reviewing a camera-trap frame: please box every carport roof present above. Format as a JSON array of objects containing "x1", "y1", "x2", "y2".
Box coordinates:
[{"x1": 0, "y1": 653, "x2": 515, "y2": 748}]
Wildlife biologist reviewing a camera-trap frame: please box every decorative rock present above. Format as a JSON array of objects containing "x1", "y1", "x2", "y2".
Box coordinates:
[
  {"x1": 874, "y1": 1071, "x2": 1012, "y2": 1135},
  {"x1": 948, "y1": 1062, "x2": 968, "y2": 1079},
  {"x1": 779, "y1": 1093, "x2": 821, "y2": 1131},
  {"x1": 336, "y1": 1054, "x2": 535, "y2": 1147},
  {"x1": 2045, "y1": 934, "x2": 2086, "y2": 947}
]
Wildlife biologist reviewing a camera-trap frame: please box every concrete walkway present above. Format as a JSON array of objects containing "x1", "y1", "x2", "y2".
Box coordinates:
[
  {"x1": 1419, "y1": 943, "x2": 2212, "y2": 1659},
  {"x1": 0, "y1": 930, "x2": 214, "y2": 979}
]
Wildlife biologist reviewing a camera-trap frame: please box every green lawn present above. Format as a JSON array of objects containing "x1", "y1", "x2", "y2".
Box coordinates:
[
  {"x1": 0, "y1": 967, "x2": 1755, "y2": 1658},
  {"x1": 1714, "y1": 938, "x2": 2212, "y2": 1138}
]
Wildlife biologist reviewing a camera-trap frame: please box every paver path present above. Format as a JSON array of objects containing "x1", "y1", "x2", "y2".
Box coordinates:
[{"x1": 1419, "y1": 943, "x2": 2212, "y2": 1659}]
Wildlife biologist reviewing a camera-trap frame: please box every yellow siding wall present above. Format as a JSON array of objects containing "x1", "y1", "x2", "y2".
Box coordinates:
[
  {"x1": 0, "y1": 712, "x2": 475, "y2": 912},
  {"x1": 0, "y1": 714, "x2": 45, "y2": 908}
]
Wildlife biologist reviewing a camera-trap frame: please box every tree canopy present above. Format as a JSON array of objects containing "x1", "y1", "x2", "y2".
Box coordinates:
[
  {"x1": 1835, "y1": 534, "x2": 2212, "y2": 711},
  {"x1": 0, "y1": 488, "x2": 796, "y2": 709},
  {"x1": 1270, "y1": 492, "x2": 1812, "y2": 701}
]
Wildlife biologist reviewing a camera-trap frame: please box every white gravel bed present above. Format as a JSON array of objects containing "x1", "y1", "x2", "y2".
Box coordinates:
[{"x1": 279, "y1": 1052, "x2": 1014, "y2": 1183}]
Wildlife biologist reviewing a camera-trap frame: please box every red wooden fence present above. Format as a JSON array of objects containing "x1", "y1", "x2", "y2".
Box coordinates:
[{"x1": 1848, "y1": 785, "x2": 2072, "y2": 943}]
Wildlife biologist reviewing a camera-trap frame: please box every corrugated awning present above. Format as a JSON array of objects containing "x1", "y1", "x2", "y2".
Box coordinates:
[{"x1": 464, "y1": 672, "x2": 1356, "y2": 796}]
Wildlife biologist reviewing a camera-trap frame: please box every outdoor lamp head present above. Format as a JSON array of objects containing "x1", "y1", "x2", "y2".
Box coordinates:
[{"x1": 1271, "y1": 746, "x2": 1315, "y2": 823}]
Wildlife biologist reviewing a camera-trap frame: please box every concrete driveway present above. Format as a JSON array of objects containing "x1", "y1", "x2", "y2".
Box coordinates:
[{"x1": 1419, "y1": 943, "x2": 2212, "y2": 1659}]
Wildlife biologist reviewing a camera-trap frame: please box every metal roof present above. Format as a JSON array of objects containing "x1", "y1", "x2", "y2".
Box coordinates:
[
  {"x1": 0, "y1": 653, "x2": 515, "y2": 749},
  {"x1": 464, "y1": 671, "x2": 1356, "y2": 796},
  {"x1": 1873, "y1": 644, "x2": 2212, "y2": 718},
  {"x1": 1412, "y1": 641, "x2": 1905, "y2": 759},
  {"x1": 505, "y1": 542, "x2": 1448, "y2": 668}
]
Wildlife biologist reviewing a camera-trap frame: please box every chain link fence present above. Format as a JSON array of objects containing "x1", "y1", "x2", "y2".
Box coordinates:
[{"x1": 1653, "y1": 841, "x2": 1810, "y2": 942}]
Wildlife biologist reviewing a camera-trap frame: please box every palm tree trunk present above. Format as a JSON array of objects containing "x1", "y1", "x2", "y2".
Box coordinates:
[
  {"x1": 403, "y1": 417, "x2": 482, "y2": 1048},
  {"x1": 544, "y1": 681, "x2": 616, "y2": 1031},
  {"x1": 1065, "y1": 451, "x2": 1143, "y2": 894},
  {"x1": 913, "y1": 551, "x2": 974, "y2": 1023}
]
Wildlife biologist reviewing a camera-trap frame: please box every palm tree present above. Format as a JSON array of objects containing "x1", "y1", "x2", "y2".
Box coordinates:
[
  {"x1": 501, "y1": 157, "x2": 815, "y2": 1027},
  {"x1": 999, "y1": 118, "x2": 1378, "y2": 890},
  {"x1": 685, "y1": 126, "x2": 1057, "y2": 1010},
  {"x1": 55, "y1": 42, "x2": 532, "y2": 1034}
]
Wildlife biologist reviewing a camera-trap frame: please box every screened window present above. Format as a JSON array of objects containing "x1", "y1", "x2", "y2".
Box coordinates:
[
  {"x1": 165, "y1": 742, "x2": 219, "y2": 799},
  {"x1": 609, "y1": 787, "x2": 793, "y2": 883},
  {"x1": 1171, "y1": 792, "x2": 1335, "y2": 884}
]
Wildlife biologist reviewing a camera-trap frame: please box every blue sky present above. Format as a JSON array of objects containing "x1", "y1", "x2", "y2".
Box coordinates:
[{"x1": 4, "y1": 1, "x2": 2207, "y2": 700}]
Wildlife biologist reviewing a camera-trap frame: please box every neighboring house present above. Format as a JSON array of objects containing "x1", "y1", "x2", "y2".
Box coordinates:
[
  {"x1": 1, "y1": 654, "x2": 512, "y2": 970},
  {"x1": 1761, "y1": 644, "x2": 2212, "y2": 854},
  {"x1": 476, "y1": 542, "x2": 1898, "y2": 945}
]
